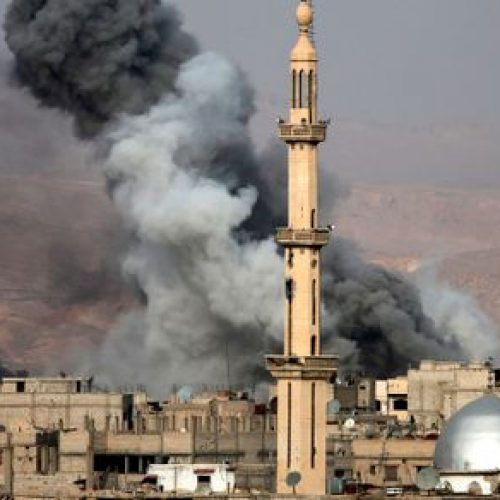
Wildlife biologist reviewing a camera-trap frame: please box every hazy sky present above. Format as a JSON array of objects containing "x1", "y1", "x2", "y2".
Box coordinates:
[
  {"x1": 1, "y1": 0, "x2": 499, "y2": 186},
  {"x1": 172, "y1": 0, "x2": 500, "y2": 186}
]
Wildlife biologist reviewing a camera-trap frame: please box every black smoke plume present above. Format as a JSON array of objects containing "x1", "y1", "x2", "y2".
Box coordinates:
[
  {"x1": 5, "y1": 0, "x2": 491, "y2": 393},
  {"x1": 4, "y1": 0, "x2": 198, "y2": 138}
]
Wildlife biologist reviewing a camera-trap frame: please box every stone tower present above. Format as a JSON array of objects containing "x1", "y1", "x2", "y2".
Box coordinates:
[{"x1": 266, "y1": 0, "x2": 338, "y2": 495}]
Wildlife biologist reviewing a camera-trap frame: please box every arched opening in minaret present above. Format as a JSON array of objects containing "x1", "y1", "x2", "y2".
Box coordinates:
[
  {"x1": 308, "y1": 70, "x2": 314, "y2": 122},
  {"x1": 291, "y1": 70, "x2": 297, "y2": 108},
  {"x1": 297, "y1": 69, "x2": 310, "y2": 110},
  {"x1": 298, "y1": 70, "x2": 304, "y2": 107},
  {"x1": 311, "y1": 209, "x2": 316, "y2": 228}
]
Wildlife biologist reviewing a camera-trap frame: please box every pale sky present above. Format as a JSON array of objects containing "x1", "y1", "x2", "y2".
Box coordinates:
[
  {"x1": 172, "y1": 0, "x2": 500, "y2": 186},
  {"x1": 1, "y1": 0, "x2": 499, "y2": 186}
]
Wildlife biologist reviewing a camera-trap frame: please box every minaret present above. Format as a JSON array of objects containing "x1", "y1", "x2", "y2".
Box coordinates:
[{"x1": 266, "y1": 0, "x2": 338, "y2": 495}]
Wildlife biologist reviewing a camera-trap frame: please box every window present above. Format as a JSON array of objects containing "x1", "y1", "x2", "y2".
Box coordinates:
[
  {"x1": 384, "y1": 465, "x2": 398, "y2": 482},
  {"x1": 311, "y1": 209, "x2": 316, "y2": 228},
  {"x1": 370, "y1": 465, "x2": 376, "y2": 475},
  {"x1": 16, "y1": 381, "x2": 25, "y2": 393},
  {"x1": 393, "y1": 398, "x2": 408, "y2": 411},
  {"x1": 375, "y1": 400, "x2": 381, "y2": 411},
  {"x1": 285, "y1": 278, "x2": 294, "y2": 301},
  {"x1": 292, "y1": 70, "x2": 297, "y2": 108}
]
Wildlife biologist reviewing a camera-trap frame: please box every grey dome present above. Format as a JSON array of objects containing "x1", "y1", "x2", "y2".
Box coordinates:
[{"x1": 434, "y1": 395, "x2": 500, "y2": 472}]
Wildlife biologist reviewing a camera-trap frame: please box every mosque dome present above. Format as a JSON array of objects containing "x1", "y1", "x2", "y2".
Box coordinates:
[{"x1": 434, "y1": 395, "x2": 500, "y2": 472}]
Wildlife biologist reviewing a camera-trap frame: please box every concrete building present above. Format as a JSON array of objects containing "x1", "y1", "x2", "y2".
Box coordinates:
[
  {"x1": 352, "y1": 438, "x2": 435, "y2": 489},
  {"x1": 334, "y1": 377, "x2": 376, "y2": 412},
  {"x1": 376, "y1": 376, "x2": 409, "y2": 422},
  {"x1": 0, "y1": 376, "x2": 148, "y2": 434},
  {"x1": 408, "y1": 360, "x2": 495, "y2": 431},
  {"x1": 0, "y1": 378, "x2": 277, "y2": 496},
  {"x1": 265, "y1": 0, "x2": 338, "y2": 495}
]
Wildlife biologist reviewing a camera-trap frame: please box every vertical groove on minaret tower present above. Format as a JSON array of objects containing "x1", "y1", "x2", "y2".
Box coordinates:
[
  {"x1": 287, "y1": 382, "x2": 292, "y2": 469},
  {"x1": 311, "y1": 382, "x2": 316, "y2": 468}
]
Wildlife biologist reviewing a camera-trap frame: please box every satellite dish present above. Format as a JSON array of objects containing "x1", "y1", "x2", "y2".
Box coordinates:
[
  {"x1": 344, "y1": 418, "x2": 355, "y2": 429},
  {"x1": 416, "y1": 467, "x2": 439, "y2": 491},
  {"x1": 327, "y1": 399, "x2": 341, "y2": 415},
  {"x1": 286, "y1": 471, "x2": 302, "y2": 490}
]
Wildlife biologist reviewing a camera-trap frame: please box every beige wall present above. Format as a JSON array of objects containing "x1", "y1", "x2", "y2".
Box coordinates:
[
  {"x1": 352, "y1": 438, "x2": 435, "y2": 487},
  {"x1": 408, "y1": 360, "x2": 491, "y2": 430},
  {"x1": 0, "y1": 392, "x2": 125, "y2": 432}
]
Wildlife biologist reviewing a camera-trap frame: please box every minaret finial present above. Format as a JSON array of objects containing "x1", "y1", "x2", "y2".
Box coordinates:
[{"x1": 296, "y1": 0, "x2": 313, "y2": 34}]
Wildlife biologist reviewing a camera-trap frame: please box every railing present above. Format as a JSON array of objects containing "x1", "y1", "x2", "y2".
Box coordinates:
[
  {"x1": 275, "y1": 227, "x2": 330, "y2": 247},
  {"x1": 278, "y1": 123, "x2": 327, "y2": 143}
]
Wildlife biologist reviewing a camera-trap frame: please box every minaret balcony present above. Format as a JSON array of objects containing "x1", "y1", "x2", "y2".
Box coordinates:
[
  {"x1": 265, "y1": 354, "x2": 338, "y2": 380},
  {"x1": 275, "y1": 227, "x2": 330, "y2": 247},
  {"x1": 278, "y1": 122, "x2": 327, "y2": 144}
]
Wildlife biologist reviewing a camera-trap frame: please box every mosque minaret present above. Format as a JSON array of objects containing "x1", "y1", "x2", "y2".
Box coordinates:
[{"x1": 266, "y1": 0, "x2": 338, "y2": 495}]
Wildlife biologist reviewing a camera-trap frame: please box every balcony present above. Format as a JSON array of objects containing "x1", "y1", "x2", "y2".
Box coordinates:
[
  {"x1": 278, "y1": 123, "x2": 327, "y2": 143},
  {"x1": 275, "y1": 227, "x2": 331, "y2": 247},
  {"x1": 265, "y1": 355, "x2": 338, "y2": 380}
]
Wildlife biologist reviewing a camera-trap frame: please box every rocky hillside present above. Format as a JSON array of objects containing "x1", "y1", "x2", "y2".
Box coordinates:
[
  {"x1": 335, "y1": 184, "x2": 500, "y2": 325},
  {"x1": 0, "y1": 171, "x2": 131, "y2": 373}
]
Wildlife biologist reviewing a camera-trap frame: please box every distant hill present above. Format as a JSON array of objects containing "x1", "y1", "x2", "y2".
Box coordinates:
[
  {"x1": 1, "y1": 174, "x2": 499, "y2": 372},
  {"x1": 335, "y1": 184, "x2": 500, "y2": 326},
  {"x1": 0, "y1": 171, "x2": 131, "y2": 373}
]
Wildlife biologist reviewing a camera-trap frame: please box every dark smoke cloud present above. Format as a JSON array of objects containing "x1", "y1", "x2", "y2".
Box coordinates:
[
  {"x1": 245, "y1": 142, "x2": 464, "y2": 377},
  {"x1": 4, "y1": 0, "x2": 494, "y2": 393},
  {"x1": 4, "y1": 0, "x2": 198, "y2": 138}
]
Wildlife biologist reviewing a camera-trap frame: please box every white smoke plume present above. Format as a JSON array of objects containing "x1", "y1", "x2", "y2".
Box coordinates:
[
  {"x1": 81, "y1": 54, "x2": 282, "y2": 393},
  {"x1": 4, "y1": 0, "x2": 499, "y2": 395},
  {"x1": 417, "y1": 266, "x2": 500, "y2": 362}
]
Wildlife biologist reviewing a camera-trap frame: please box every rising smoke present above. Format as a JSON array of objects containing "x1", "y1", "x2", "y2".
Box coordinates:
[
  {"x1": 4, "y1": 0, "x2": 198, "y2": 138},
  {"x1": 4, "y1": 0, "x2": 497, "y2": 394}
]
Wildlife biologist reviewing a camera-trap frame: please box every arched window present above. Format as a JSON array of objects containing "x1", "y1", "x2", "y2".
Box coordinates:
[
  {"x1": 308, "y1": 70, "x2": 314, "y2": 121},
  {"x1": 300, "y1": 70, "x2": 309, "y2": 109},
  {"x1": 292, "y1": 70, "x2": 297, "y2": 108},
  {"x1": 298, "y1": 70, "x2": 304, "y2": 107}
]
